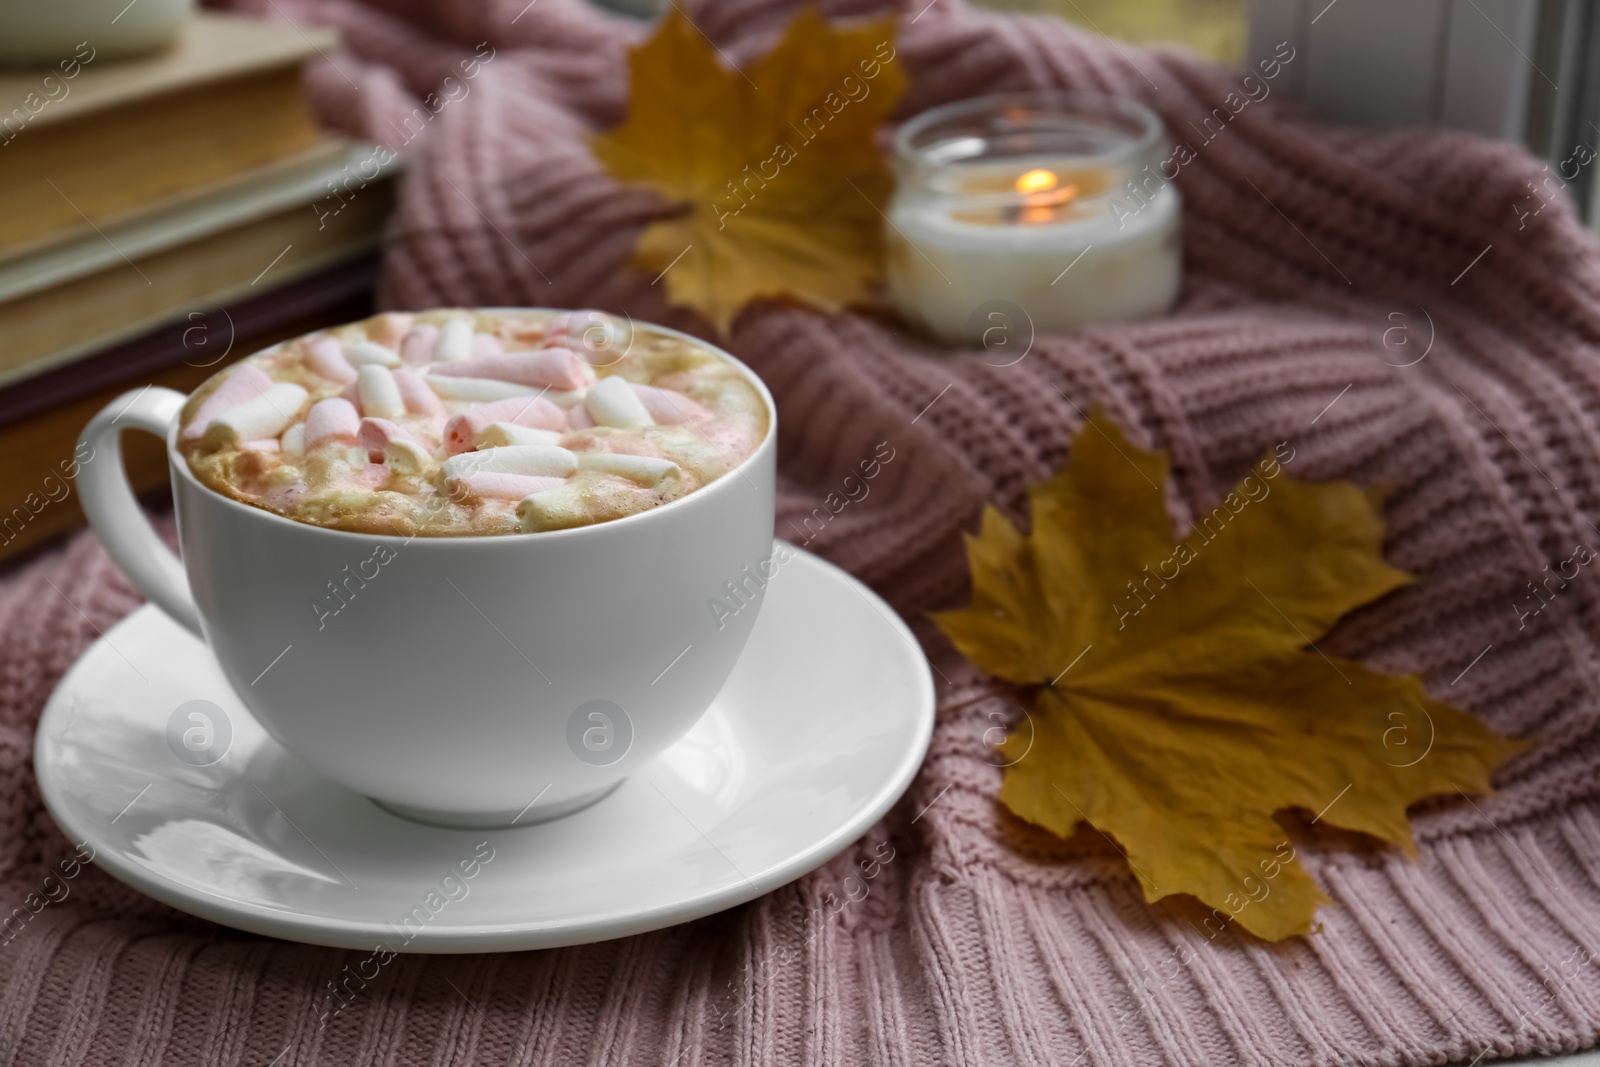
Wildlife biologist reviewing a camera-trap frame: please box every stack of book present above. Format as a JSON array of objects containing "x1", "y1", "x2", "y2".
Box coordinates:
[{"x1": 0, "y1": 12, "x2": 400, "y2": 560}]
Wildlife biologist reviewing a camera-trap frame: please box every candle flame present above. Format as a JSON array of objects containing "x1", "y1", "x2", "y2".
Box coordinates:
[
  {"x1": 1013, "y1": 169, "x2": 1079, "y2": 225},
  {"x1": 1016, "y1": 168, "x2": 1059, "y2": 194}
]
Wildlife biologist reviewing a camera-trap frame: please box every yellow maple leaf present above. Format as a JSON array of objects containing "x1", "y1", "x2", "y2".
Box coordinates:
[
  {"x1": 592, "y1": 7, "x2": 905, "y2": 333},
  {"x1": 933, "y1": 409, "x2": 1526, "y2": 940}
]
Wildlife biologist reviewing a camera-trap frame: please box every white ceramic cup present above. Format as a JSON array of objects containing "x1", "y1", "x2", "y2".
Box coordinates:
[
  {"x1": 76, "y1": 319, "x2": 777, "y2": 826},
  {"x1": 0, "y1": 0, "x2": 193, "y2": 65}
]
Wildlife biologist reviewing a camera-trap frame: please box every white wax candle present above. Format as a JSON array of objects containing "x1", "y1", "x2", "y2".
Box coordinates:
[{"x1": 887, "y1": 168, "x2": 1181, "y2": 347}]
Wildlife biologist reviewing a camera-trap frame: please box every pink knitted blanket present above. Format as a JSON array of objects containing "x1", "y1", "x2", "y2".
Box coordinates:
[{"x1": 7, "y1": 0, "x2": 1600, "y2": 1062}]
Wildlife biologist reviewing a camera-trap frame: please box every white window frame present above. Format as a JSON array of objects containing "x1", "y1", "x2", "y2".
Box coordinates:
[{"x1": 1249, "y1": 0, "x2": 1600, "y2": 220}]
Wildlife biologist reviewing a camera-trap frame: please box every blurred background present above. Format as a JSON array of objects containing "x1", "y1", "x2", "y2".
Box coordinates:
[
  {"x1": 0, "y1": 0, "x2": 1592, "y2": 563},
  {"x1": 977, "y1": 0, "x2": 1248, "y2": 66}
]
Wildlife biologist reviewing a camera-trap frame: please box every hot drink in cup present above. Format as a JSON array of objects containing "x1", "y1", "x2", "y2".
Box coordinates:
[{"x1": 77, "y1": 309, "x2": 777, "y2": 826}]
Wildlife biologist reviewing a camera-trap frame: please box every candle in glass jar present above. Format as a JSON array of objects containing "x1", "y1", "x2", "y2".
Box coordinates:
[{"x1": 885, "y1": 92, "x2": 1181, "y2": 348}]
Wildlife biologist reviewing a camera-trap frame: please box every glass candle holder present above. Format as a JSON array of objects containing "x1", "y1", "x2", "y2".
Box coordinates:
[{"x1": 886, "y1": 91, "x2": 1182, "y2": 348}]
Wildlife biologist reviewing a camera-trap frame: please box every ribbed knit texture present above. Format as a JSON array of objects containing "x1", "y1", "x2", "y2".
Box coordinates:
[{"x1": 7, "y1": 0, "x2": 1600, "y2": 1062}]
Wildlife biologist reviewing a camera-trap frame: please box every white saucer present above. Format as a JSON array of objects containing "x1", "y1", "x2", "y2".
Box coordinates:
[{"x1": 34, "y1": 545, "x2": 934, "y2": 953}]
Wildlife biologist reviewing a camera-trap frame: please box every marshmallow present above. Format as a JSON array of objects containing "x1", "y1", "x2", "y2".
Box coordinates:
[
  {"x1": 201, "y1": 383, "x2": 307, "y2": 449},
  {"x1": 384, "y1": 438, "x2": 434, "y2": 475},
  {"x1": 264, "y1": 479, "x2": 308, "y2": 510},
  {"x1": 425, "y1": 374, "x2": 546, "y2": 403},
  {"x1": 357, "y1": 417, "x2": 422, "y2": 462},
  {"x1": 393, "y1": 367, "x2": 448, "y2": 427},
  {"x1": 242, "y1": 438, "x2": 281, "y2": 454},
  {"x1": 365, "y1": 312, "x2": 413, "y2": 347},
  {"x1": 443, "y1": 445, "x2": 577, "y2": 479},
  {"x1": 429, "y1": 349, "x2": 588, "y2": 391},
  {"x1": 545, "y1": 309, "x2": 594, "y2": 340},
  {"x1": 516, "y1": 479, "x2": 651, "y2": 532},
  {"x1": 280, "y1": 424, "x2": 305, "y2": 456},
  {"x1": 305, "y1": 337, "x2": 358, "y2": 384},
  {"x1": 181, "y1": 363, "x2": 273, "y2": 441},
  {"x1": 633, "y1": 384, "x2": 712, "y2": 425},
  {"x1": 517, "y1": 482, "x2": 586, "y2": 530},
  {"x1": 567, "y1": 404, "x2": 596, "y2": 430},
  {"x1": 542, "y1": 388, "x2": 588, "y2": 409},
  {"x1": 446, "y1": 471, "x2": 565, "y2": 502},
  {"x1": 444, "y1": 396, "x2": 567, "y2": 454},
  {"x1": 357, "y1": 365, "x2": 407, "y2": 419},
  {"x1": 471, "y1": 332, "x2": 504, "y2": 359},
  {"x1": 578, "y1": 452, "x2": 679, "y2": 486},
  {"x1": 436, "y1": 317, "x2": 474, "y2": 362},
  {"x1": 400, "y1": 324, "x2": 440, "y2": 365},
  {"x1": 304, "y1": 397, "x2": 361, "y2": 446},
  {"x1": 585, "y1": 375, "x2": 654, "y2": 429},
  {"x1": 475, "y1": 422, "x2": 563, "y2": 448},
  {"x1": 545, "y1": 309, "x2": 627, "y2": 364},
  {"x1": 345, "y1": 340, "x2": 402, "y2": 367}
]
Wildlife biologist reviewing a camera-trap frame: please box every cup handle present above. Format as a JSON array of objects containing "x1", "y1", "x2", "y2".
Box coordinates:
[{"x1": 76, "y1": 386, "x2": 203, "y2": 637}]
